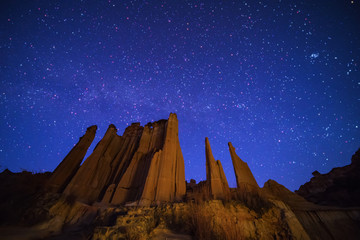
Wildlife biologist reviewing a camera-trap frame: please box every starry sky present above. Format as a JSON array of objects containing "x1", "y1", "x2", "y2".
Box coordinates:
[{"x1": 1, "y1": 0, "x2": 359, "y2": 191}]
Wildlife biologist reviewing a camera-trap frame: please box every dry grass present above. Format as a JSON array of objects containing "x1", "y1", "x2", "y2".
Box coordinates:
[
  {"x1": 187, "y1": 182, "x2": 272, "y2": 217},
  {"x1": 231, "y1": 185, "x2": 273, "y2": 216},
  {"x1": 218, "y1": 217, "x2": 246, "y2": 240},
  {"x1": 182, "y1": 182, "x2": 276, "y2": 239},
  {"x1": 187, "y1": 202, "x2": 246, "y2": 240},
  {"x1": 188, "y1": 203, "x2": 215, "y2": 240},
  {"x1": 124, "y1": 225, "x2": 143, "y2": 240}
]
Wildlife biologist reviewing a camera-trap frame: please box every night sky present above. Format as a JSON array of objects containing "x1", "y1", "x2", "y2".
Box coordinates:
[{"x1": 1, "y1": 0, "x2": 359, "y2": 191}]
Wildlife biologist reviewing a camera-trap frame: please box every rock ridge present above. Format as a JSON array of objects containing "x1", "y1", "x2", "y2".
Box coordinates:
[{"x1": 296, "y1": 148, "x2": 360, "y2": 207}]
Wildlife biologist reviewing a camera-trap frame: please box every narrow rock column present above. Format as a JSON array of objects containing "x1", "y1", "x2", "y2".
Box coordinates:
[
  {"x1": 110, "y1": 125, "x2": 155, "y2": 204},
  {"x1": 205, "y1": 137, "x2": 229, "y2": 200},
  {"x1": 63, "y1": 125, "x2": 118, "y2": 203},
  {"x1": 216, "y1": 159, "x2": 230, "y2": 198},
  {"x1": 46, "y1": 125, "x2": 97, "y2": 192},
  {"x1": 139, "y1": 150, "x2": 162, "y2": 206},
  {"x1": 101, "y1": 123, "x2": 143, "y2": 203},
  {"x1": 228, "y1": 142, "x2": 259, "y2": 188},
  {"x1": 154, "y1": 113, "x2": 186, "y2": 202},
  {"x1": 175, "y1": 138, "x2": 186, "y2": 200}
]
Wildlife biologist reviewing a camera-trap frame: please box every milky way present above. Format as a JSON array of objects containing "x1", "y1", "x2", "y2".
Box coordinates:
[{"x1": 1, "y1": 0, "x2": 359, "y2": 190}]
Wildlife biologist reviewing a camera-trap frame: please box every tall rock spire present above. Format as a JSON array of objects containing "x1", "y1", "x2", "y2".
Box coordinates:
[
  {"x1": 108, "y1": 113, "x2": 186, "y2": 205},
  {"x1": 151, "y1": 113, "x2": 186, "y2": 203},
  {"x1": 46, "y1": 125, "x2": 97, "y2": 192},
  {"x1": 101, "y1": 123, "x2": 144, "y2": 203},
  {"x1": 205, "y1": 137, "x2": 230, "y2": 200},
  {"x1": 63, "y1": 124, "x2": 118, "y2": 203},
  {"x1": 217, "y1": 159, "x2": 230, "y2": 194},
  {"x1": 110, "y1": 122, "x2": 163, "y2": 204},
  {"x1": 228, "y1": 142, "x2": 259, "y2": 188}
]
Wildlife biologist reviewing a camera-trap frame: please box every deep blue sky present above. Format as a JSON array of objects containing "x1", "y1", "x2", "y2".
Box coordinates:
[{"x1": 1, "y1": 0, "x2": 359, "y2": 191}]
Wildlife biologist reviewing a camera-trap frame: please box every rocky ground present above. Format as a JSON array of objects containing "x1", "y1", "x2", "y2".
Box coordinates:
[
  {"x1": 0, "y1": 168, "x2": 360, "y2": 239},
  {"x1": 0, "y1": 192, "x2": 308, "y2": 240}
]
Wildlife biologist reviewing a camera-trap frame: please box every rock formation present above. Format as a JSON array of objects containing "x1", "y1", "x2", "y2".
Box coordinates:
[
  {"x1": 1, "y1": 114, "x2": 360, "y2": 239},
  {"x1": 63, "y1": 124, "x2": 119, "y2": 203},
  {"x1": 228, "y1": 142, "x2": 259, "y2": 188},
  {"x1": 100, "y1": 122, "x2": 144, "y2": 203},
  {"x1": 296, "y1": 148, "x2": 360, "y2": 207},
  {"x1": 110, "y1": 114, "x2": 186, "y2": 205},
  {"x1": 61, "y1": 113, "x2": 185, "y2": 205},
  {"x1": 205, "y1": 137, "x2": 230, "y2": 200},
  {"x1": 46, "y1": 126, "x2": 97, "y2": 192}
]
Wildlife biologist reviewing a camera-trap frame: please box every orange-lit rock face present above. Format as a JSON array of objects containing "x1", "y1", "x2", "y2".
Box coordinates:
[
  {"x1": 47, "y1": 125, "x2": 97, "y2": 192},
  {"x1": 205, "y1": 137, "x2": 230, "y2": 200},
  {"x1": 63, "y1": 124, "x2": 118, "y2": 203},
  {"x1": 153, "y1": 113, "x2": 186, "y2": 203},
  {"x1": 111, "y1": 113, "x2": 186, "y2": 205},
  {"x1": 228, "y1": 142, "x2": 259, "y2": 188},
  {"x1": 60, "y1": 113, "x2": 185, "y2": 206}
]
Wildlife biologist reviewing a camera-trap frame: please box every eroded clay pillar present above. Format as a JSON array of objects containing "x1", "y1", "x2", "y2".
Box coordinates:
[
  {"x1": 47, "y1": 125, "x2": 97, "y2": 192},
  {"x1": 228, "y1": 142, "x2": 259, "y2": 188}
]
